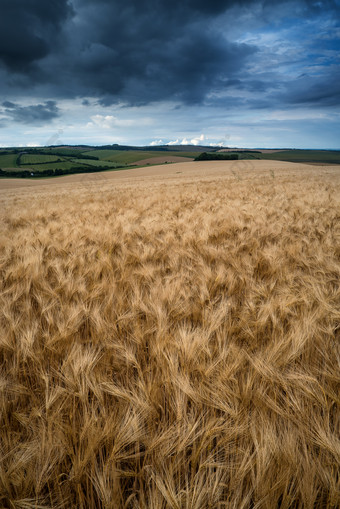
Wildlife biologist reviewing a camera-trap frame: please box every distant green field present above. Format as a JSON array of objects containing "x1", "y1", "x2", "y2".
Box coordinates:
[
  {"x1": 20, "y1": 154, "x2": 62, "y2": 165},
  {"x1": 72, "y1": 158, "x2": 118, "y2": 168},
  {"x1": 261, "y1": 150, "x2": 340, "y2": 164},
  {"x1": 0, "y1": 153, "x2": 19, "y2": 168},
  {"x1": 40, "y1": 147, "x2": 89, "y2": 157},
  {"x1": 82, "y1": 150, "x2": 196, "y2": 164},
  {"x1": 170, "y1": 152, "x2": 198, "y2": 159},
  {"x1": 82, "y1": 149, "x2": 122, "y2": 160},
  {"x1": 104, "y1": 151, "x2": 165, "y2": 164}
]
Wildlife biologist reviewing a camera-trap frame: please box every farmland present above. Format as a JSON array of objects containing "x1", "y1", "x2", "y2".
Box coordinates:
[
  {"x1": 0, "y1": 146, "x2": 197, "y2": 178},
  {"x1": 0, "y1": 145, "x2": 339, "y2": 178},
  {"x1": 0, "y1": 160, "x2": 339, "y2": 508},
  {"x1": 0, "y1": 152, "x2": 19, "y2": 168},
  {"x1": 216, "y1": 149, "x2": 340, "y2": 164},
  {"x1": 260, "y1": 149, "x2": 340, "y2": 164},
  {"x1": 82, "y1": 149, "x2": 196, "y2": 164},
  {"x1": 19, "y1": 154, "x2": 62, "y2": 165}
]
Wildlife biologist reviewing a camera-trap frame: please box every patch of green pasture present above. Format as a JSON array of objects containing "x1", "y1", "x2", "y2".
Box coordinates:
[
  {"x1": 107, "y1": 151, "x2": 163, "y2": 164},
  {"x1": 81, "y1": 150, "x2": 142, "y2": 162},
  {"x1": 0, "y1": 153, "x2": 19, "y2": 168},
  {"x1": 261, "y1": 150, "x2": 340, "y2": 164},
  {"x1": 82, "y1": 150, "x2": 196, "y2": 164},
  {"x1": 71, "y1": 158, "x2": 119, "y2": 167},
  {"x1": 40, "y1": 147, "x2": 88, "y2": 157},
  {"x1": 81, "y1": 149, "x2": 122, "y2": 160},
  {"x1": 170, "y1": 151, "x2": 197, "y2": 158},
  {"x1": 20, "y1": 154, "x2": 63, "y2": 165}
]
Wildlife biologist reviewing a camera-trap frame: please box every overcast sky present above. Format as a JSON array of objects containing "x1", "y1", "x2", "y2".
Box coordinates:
[{"x1": 0, "y1": 0, "x2": 339, "y2": 148}]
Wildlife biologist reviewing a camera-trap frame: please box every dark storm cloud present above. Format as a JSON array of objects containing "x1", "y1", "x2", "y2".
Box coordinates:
[
  {"x1": 282, "y1": 69, "x2": 340, "y2": 107},
  {"x1": 0, "y1": 0, "x2": 339, "y2": 109},
  {"x1": 2, "y1": 101, "x2": 16, "y2": 108},
  {"x1": 2, "y1": 101, "x2": 60, "y2": 124},
  {"x1": 63, "y1": 0, "x2": 260, "y2": 105},
  {"x1": 0, "y1": 1, "x2": 73, "y2": 70}
]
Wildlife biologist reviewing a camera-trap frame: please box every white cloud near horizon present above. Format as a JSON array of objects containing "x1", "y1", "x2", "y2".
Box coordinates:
[{"x1": 87, "y1": 115, "x2": 137, "y2": 129}]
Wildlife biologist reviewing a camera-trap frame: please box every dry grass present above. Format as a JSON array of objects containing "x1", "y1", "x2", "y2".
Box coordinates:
[{"x1": 0, "y1": 161, "x2": 339, "y2": 508}]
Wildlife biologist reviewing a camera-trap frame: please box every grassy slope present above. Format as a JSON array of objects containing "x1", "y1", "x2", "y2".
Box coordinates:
[
  {"x1": 20, "y1": 154, "x2": 62, "y2": 165},
  {"x1": 0, "y1": 165, "x2": 339, "y2": 508},
  {"x1": 71, "y1": 158, "x2": 119, "y2": 167},
  {"x1": 40, "y1": 147, "x2": 90, "y2": 157},
  {"x1": 261, "y1": 150, "x2": 340, "y2": 164},
  {"x1": 83, "y1": 149, "x2": 197, "y2": 163},
  {"x1": 0, "y1": 153, "x2": 19, "y2": 168}
]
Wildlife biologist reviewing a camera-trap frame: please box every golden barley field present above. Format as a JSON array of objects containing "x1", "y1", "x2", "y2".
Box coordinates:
[{"x1": 0, "y1": 160, "x2": 339, "y2": 509}]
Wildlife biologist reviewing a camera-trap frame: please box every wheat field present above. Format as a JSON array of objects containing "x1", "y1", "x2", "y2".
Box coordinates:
[{"x1": 0, "y1": 160, "x2": 339, "y2": 508}]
